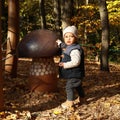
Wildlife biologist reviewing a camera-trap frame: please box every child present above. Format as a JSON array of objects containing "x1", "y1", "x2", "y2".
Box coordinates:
[{"x1": 56, "y1": 25, "x2": 85, "y2": 109}]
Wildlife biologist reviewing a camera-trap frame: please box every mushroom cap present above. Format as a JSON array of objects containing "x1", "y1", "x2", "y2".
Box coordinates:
[{"x1": 17, "y1": 29, "x2": 60, "y2": 58}]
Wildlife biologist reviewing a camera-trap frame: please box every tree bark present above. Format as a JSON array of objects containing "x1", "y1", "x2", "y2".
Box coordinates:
[
  {"x1": 5, "y1": 0, "x2": 19, "y2": 77},
  {"x1": 1, "y1": 0, "x2": 6, "y2": 36},
  {"x1": 54, "y1": 0, "x2": 62, "y2": 38},
  {"x1": 98, "y1": 0, "x2": 109, "y2": 71},
  {"x1": 61, "y1": 0, "x2": 73, "y2": 29},
  {"x1": 0, "y1": 0, "x2": 4, "y2": 111},
  {"x1": 39, "y1": 0, "x2": 46, "y2": 29}
]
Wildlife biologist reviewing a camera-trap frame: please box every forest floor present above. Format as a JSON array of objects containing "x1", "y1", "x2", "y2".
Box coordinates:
[{"x1": 0, "y1": 59, "x2": 120, "y2": 120}]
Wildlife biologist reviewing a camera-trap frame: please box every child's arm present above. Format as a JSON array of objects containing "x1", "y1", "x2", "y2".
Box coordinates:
[
  {"x1": 62, "y1": 49, "x2": 81, "y2": 69},
  {"x1": 56, "y1": 39, "x2": 66, "y2": 48},
  {"x1": 56, "y1": 39, "x2": 62, "y2": 46}
]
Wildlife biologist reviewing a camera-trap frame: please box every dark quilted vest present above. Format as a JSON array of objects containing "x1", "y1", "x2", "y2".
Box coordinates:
[{"x1": 59, "y1": 43, "x2": 85, "y2": 79}]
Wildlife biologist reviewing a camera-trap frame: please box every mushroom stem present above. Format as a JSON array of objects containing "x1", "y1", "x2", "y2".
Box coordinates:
[{"x1": 29, "y1": 57, "x2": 58, "y2": 92}]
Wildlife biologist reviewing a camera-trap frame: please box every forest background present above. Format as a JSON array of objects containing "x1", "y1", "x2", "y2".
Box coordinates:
[
  {"x1": 1, "y1": 0, "x2": 120, "y2": 64},
  {"x1": 0, "y1": 0, "x2": 120, "y2": 119}
]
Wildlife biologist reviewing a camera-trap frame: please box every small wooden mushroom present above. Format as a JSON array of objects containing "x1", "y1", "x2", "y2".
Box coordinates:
[{"x1": 17, "y1": 29, "x2": 60, "y2": 92}]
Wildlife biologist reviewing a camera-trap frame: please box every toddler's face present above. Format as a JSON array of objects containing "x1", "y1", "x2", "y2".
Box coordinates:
[{"x1": 64, "y1": 33, "x2": 76, "y2": 46}]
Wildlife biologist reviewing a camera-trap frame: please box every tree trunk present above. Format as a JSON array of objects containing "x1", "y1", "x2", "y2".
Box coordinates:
[
  {"x1": 5, "y1": 0, "x2": 19, "y2": 78},
  {"x1": 1, "y1": 0, "x2": 6, "y2": 37},
  {"x1": 98, "y1": 0, "x2": 109, "y2": 71},
  {"x1": 61, "y1": 0, "x2": 73, "y2": 29},
  {"x1": 84, "y1": 0, "x2": 89, "y2": 44},
  {"x1": 39, "y1": 0, "x2": 46, "y2": 29},
  {"x1": 54, "y1": 0, "x2": 62, "y2": 38},
  {"x1": 0, "y1": 0, "x2": 4, "y2": 111}
]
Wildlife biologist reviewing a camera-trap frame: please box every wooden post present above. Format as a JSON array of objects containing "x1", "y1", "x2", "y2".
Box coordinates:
[
  {"x1": 0, "y1": 0, "x2": 4, "y2": 111},
  {"x1": 5, "y1": 0, "x2": 19, "y2": 78}
]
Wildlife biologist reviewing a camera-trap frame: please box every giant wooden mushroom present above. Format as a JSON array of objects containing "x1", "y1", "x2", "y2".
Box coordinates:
[{"x1": 17, "y1": 29, "x2": 60, "y2": 92}]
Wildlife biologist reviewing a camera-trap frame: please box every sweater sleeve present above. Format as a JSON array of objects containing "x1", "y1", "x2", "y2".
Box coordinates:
[{"x1": 63, "y1": 49, "x2": 81, "y2": 69}]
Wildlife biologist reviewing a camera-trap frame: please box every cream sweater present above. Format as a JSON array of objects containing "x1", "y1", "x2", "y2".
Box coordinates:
[{"x1": 63, "y1": 49, "x2": 81, "y2": 69}]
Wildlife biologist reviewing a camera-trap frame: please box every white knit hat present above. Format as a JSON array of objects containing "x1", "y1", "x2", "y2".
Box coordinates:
[{"x1": 63, "y1": 25, "x2": 78, "y2": 38}]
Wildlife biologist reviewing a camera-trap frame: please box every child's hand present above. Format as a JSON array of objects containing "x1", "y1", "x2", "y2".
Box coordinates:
[
  {"x1": 59, "y1": 62, "x2": 64, "y2": 67},
  {"x1": 56, "y1": 39, "x2": 62, "y2": 46}
]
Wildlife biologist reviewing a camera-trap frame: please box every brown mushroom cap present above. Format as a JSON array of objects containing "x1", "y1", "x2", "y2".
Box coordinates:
[{"x1": 17, "y1": 29, "x2": 60, "y2": 58}]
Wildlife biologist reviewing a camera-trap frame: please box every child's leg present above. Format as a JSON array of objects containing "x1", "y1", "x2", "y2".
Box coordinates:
[
  {"x1": 76, "y1": 83, "x2": 85, "y2": 98},
  {"x1": 66, "y1": 78, "x2": 81, "y2": 100},
  {"x1": 66, "y1": 79, "x2": 74, "y2": 101},
  {"x1": 75, "y1": 82, "x2": 86, "y2": 105},
  {"x1": 61, "y1": 79, "x2": 74, "y2": 109}
]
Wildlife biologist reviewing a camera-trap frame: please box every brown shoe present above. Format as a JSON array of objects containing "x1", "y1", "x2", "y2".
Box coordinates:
[
  {"x1": 61, "y1": 100, "x2": 73, "y2": 109},
  {"x1": 74, "y1": 97, "x2": 80, "y2": 105},
  {"x1": 74, "y1": 97, "x2": 86, "y2": 105}
]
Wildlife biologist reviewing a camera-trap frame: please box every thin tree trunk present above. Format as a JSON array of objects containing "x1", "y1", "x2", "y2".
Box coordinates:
[
  {"x1": 61, "y1": 0, "x2": 73, "y2": 29},
  {"x1": 98, "y1": 0, "x2": 109, "y2": 71},
  {"x1": 1, "y1": 0, "x2": 6, "y2": 36},
  {"x1": 39, "y1": 0, "x2": 46, "y2": 29},
  {"x1": 5, "y1": 0, "x2": 19, "y2": 77},
  {"x1": 54, "y1": 0, "x2": 61, "y2": 37},
  {"x1": 0, "y1": 0, "x2": 4, "y2": 111},
  {"x1": 84, "y1": 0, "x2": 89, "y2": 44}
]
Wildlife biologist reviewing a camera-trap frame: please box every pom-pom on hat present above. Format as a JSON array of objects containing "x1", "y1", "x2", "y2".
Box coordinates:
[{"x1": 63, "y1": 25, "x2": 78, "y2": 38}]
